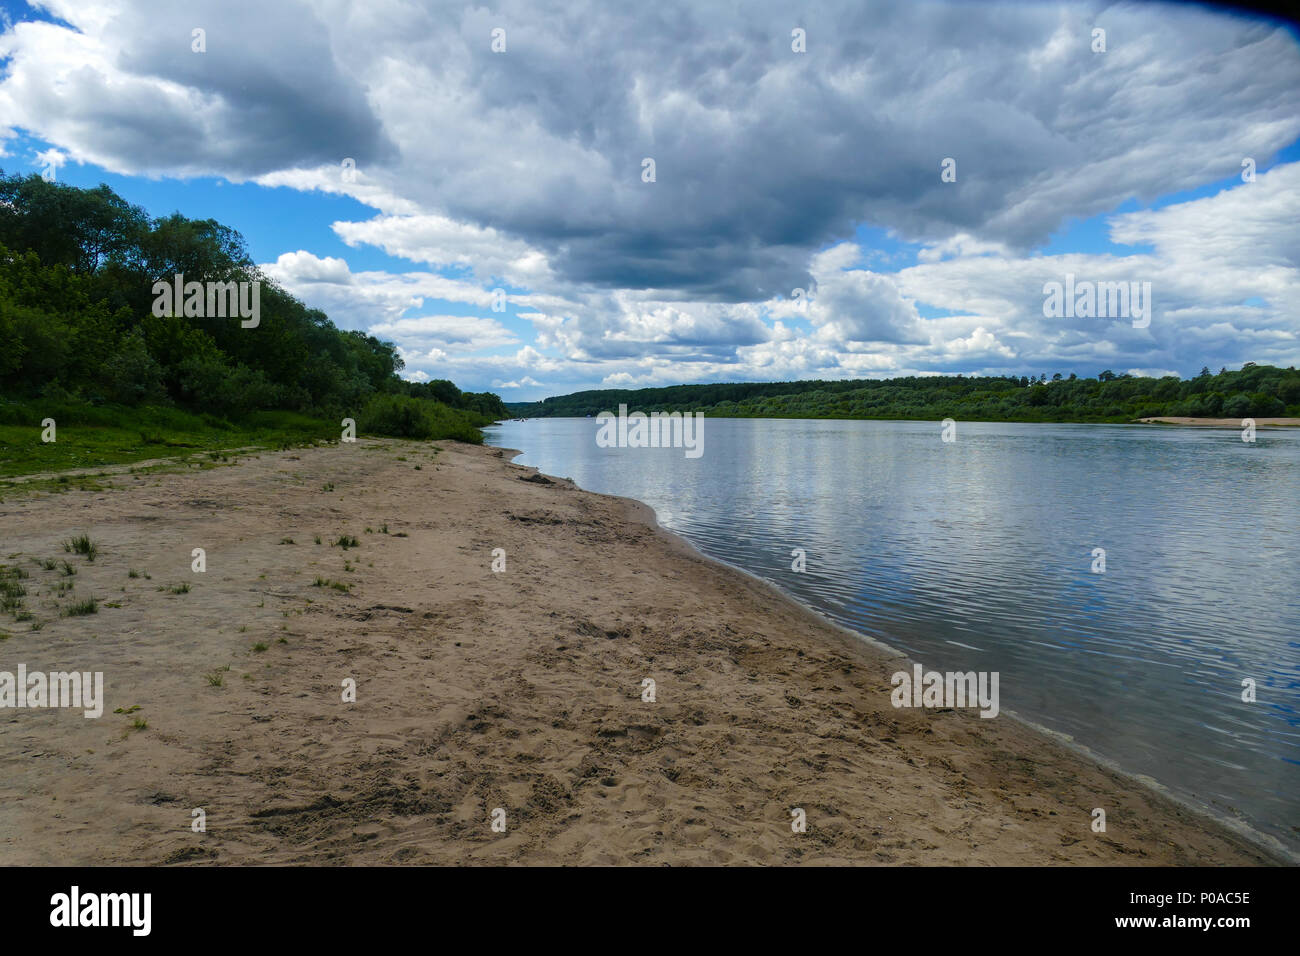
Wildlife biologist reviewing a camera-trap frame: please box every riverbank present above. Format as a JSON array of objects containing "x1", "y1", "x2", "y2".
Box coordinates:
[
  {"x1": 0, "y1": 440, "x2": 1285, "y2": 864},
  {"x1": 1137, "y1": 416, "x2": 1300, "y2": 427}
]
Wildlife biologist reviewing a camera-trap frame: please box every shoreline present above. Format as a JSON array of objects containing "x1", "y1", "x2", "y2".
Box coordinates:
[
  {"x1": 510, "y1": 447, "x2": 1295, "y2": 865},
  {"x1": 0, "y1": 439, "x2": 1288, "y2": 865},
  {"x1": 1135, "y1": 416, "x2": 1300, "y2": 428}
]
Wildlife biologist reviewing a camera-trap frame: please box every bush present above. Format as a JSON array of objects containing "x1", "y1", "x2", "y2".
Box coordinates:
[
  {"x1": 102, "y1": 329, "x2": 166, "y2": 406},
  {"x1": 358, "y1": 394, "x2": 435, "y2": 439},
  {"x1": 357, "y1": 394, "x2": 487, "y2": 443}
]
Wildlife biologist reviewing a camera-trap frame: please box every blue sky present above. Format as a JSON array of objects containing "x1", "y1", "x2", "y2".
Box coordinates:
[{"x1": 2, "y1": 0, "x2": 1298, "y2": 400}]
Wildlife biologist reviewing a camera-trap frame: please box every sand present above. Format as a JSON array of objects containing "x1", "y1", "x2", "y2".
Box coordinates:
[
  {"x1": 0, "y1": 439, "x2": 1285, "y2": 865},
  {"x1": 1137, "y1": 416, "x2": 1300, "y2": 427}
]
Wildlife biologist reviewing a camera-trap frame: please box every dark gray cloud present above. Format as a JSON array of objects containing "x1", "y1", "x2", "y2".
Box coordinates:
[
  {"x1": 4, "y1": 0, "x2": 1299, "y2": 393},
  {"x1": 7, "y1": 0, "x2": 1299, "y2": 295},
  {"x1": 2, "y1": 0, "x2": 394, "y2": 177}
]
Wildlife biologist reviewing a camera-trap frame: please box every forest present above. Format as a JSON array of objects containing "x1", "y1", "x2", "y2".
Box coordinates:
[
  {"x1": 0, "y1": 172, "x2": 506, "y2": 474},
  {"x1": 512, "y1": 366, "x2": 1300, "y2": 423}
]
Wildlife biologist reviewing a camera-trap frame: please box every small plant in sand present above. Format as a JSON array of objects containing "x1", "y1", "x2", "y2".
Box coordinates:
[
  {"x1": 131, "y1": 717, "x2": 147, "y2": 731},
  {"x1": 314, "y1": 535, "x2": 322, "y2": 545},
  {"x1": 64, "y1": 597, "x2": 98, "y2": 617},
  {"x1": 0, "y1": 572, "x2": 26, "y2": 614},
  {"x1": 321, "y1": 482, "x2": 335, "y2": 492},
  {"x1": 59, "y1": 560, "x2": 76, "y2": 576},
  {"x1": 279, "y1": 538, "x2": 295, "y2": 545},
  {"x1": 379, "y1": 523, "x2": 389, "y2": 534},
  {"x1": 63, "y1": 535, "x2": 98, "y2": 561},
  {"x1": 36, "y1": 558, "x2": 57, "y2": 571},
  {"x1": 334, "y1": 535, "x2": 359, "y2": 549},
  {"x1": 252, "y1": 642, "x2": 268, "y2": 653},
  {"x1": 205, "y1": 671, "x2": 225, "y2": 687},
  {"x1": 168, "y1": 583, "x2": 191, "y2": 595}
]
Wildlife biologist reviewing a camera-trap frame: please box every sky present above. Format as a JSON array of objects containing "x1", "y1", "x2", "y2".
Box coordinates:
[{"x1": 1, "y1": 0, "x2": 1297, "y2": 401}]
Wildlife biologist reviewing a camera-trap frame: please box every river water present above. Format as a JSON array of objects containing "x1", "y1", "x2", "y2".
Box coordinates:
[{"x1": 485, "y1": 416, "x2": 1300, "y2": 852}]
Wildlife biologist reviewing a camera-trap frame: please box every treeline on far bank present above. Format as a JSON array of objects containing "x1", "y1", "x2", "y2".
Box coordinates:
[
  {"x1": 0, "y1": 172, "x2": 508, "y2": 469},
  {"x1": 512, "y1": 365, "x2": 1300, "y2": 423}
]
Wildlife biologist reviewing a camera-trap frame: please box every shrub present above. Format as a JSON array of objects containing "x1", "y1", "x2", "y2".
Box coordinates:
[{"x1": 358, "y1": 394, "x2": 434, "y2": 439}]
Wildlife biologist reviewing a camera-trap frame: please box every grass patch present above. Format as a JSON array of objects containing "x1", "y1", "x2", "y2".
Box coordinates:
[
  {"x1": 64, "y1": 596, "x2": 98, "y2": 616},
  {"x1": 1, "y1": 573, "x2": 27, "y2": 614},
  {"x1": 0, "y1": 402, "x2": 341, "y2": 481},
  {"x1": 63, "y1": 534, "x2": 98, "y2": 561},
  {"x1": 334, "y1": 535, "x2": 359, "y2": 549},
  {"x1": 168, "y1": 583, "x2": 191, "y2": 594}
]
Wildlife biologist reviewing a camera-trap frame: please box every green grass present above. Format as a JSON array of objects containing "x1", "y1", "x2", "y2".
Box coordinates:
[
  {"x1": 0, "y1": 396, "x2": 497, "y2": 483},
  {"x1": 63, "y1": 534, "x2": 98, "y2": 561},
  {"x1": 64, "y1": 596, "x2": 98, "y2": 616},
  {"x1": 0, "y1": 402, "x2": 338, "y2": 480},
  {"x1": 0, "y1": 566, "x2": 28, "y2": 614},
  {"x1": 0, "y1": 581, "x2": 25, "y2": 613}
]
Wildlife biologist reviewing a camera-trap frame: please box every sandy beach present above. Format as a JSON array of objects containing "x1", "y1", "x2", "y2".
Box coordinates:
[
  {"x1": 0, "y1": 439, "x2": 1285, "y2": 865},
  {"x1": 1137, "y1": 417, "x2": 1300, "y2": 427}
]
